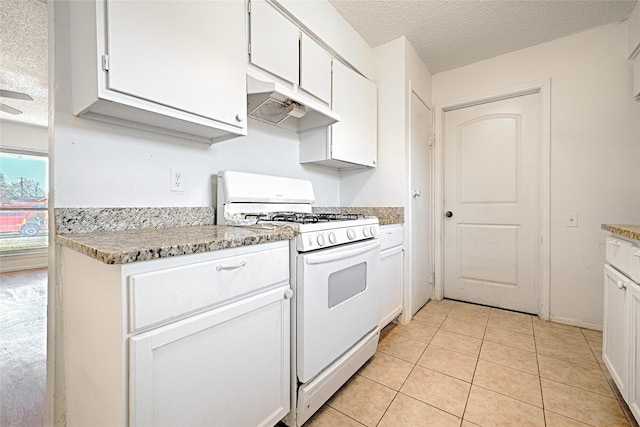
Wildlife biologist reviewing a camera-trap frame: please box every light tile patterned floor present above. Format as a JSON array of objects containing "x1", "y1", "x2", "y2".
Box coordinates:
[{"x1": 304, "y1": 299, "x2": 639, "y2": 427}]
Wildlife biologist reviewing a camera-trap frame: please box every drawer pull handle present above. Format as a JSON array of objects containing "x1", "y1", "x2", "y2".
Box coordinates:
[
  {"x1": 616, "y1": 280, "x2": 627, "y2": 290},
  {"x1": 215, "y1": 260, "x2": 247, "y2": 271},
  {"x1": 608, "y1": 241, "x2": 621, "y2": 247}
]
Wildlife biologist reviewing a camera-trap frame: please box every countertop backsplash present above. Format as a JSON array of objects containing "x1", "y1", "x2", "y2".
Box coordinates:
[{"x1": 55, "y1": 207, "x2": 216, "y2": 235}]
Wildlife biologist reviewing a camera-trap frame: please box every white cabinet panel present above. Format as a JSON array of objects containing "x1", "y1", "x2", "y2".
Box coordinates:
[
  {"x1": 629, "y1": 281, "x2": 640, "y2": 422},
  {"x1": 299, "y1": 61, "x2": 377, "y2": 169},
  {"x1": 250, "y1": 0, "x2": 300, "y2": 85},
  {"x1": 379, "y1": 224, "x2": 404, "y2": 328},
  {"x1": 106, "y1": 1, "x2": 245, "y2": 127},
  {"x1": 331, "y1": 61, "x2": 378, "y2": 167},
  {"x1": 70, "y1": 0, "x2": 247, "y2": 142},
  {"x1": 603, "y1": 264, "x2": 629, "y2": 399},
  {"x1": 300, "y1": 34, "x2": 332, "y2": 103},
  {"x1": 129, "y1": 245, "x2": 289, "y2": 331},
  {"x1": 130, "y1": 285, "x2": 290, "y2": 427}
]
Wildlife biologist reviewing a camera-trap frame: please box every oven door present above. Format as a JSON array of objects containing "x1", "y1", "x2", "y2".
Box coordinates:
[{"x1": 296, "y1": 239, "x2": 381, "y2": 383}]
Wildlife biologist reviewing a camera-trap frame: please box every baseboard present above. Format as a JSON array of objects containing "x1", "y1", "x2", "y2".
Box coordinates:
[
  {"x1": 0, "y1": 251, "x2": 48, "y2": 272},
  {"x1": 548, "y1": 315, "x2": 602, "y2": 332}
]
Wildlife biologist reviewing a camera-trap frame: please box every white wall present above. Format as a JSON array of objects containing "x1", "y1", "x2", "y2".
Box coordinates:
[
  {"x1": 0, "y1": 120, "x2": 48, "y2": 153},
  {"x1": 433, "y1": 22, "x2": 640, "y2": 327}
]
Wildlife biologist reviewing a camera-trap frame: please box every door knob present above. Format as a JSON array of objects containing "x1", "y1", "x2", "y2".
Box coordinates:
[{"x1": 445, "y1": 211, "x2": 453, "y2": 218}]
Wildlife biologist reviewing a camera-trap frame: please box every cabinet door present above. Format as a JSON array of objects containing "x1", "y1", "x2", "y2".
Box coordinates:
[
  {"x1": 603, "y1": 265, "x2": 629, "y2": 399},
  {"x1": 105, "y1": 0, "x2": 246, "y2": 128},
  {"x1": 380, "y1": 246, "x2": 403, "y2": 328},
  {"x1": 250, "y1": 0, "x2": 300, "y2": 85},
  {"x1": 300, "y1": 34, "x2": 332, "y2": 103},
  {"x1": 331, "y1": 61, "x2": 378, "y2": 167},
  {"x1": 129, "y1": 285, "x2": 290, "y2": 427},
  {"x1": 629, "y1": 281, "x2": 640, "y2": 422}
]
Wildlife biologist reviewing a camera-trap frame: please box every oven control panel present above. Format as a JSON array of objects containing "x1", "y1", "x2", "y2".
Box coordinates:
[{"x1": 297, "y1": 221, "x2": 379, "y2": 252}]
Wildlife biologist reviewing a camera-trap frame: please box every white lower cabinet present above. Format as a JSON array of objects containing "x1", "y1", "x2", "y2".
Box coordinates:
[
  {"x1": 629, "y1": 281, "x2": 640, "y2": 421},
  {"x1": 61, "y1": 241, "x2": 290, "y2": 427},
  {"x1": 129, "y1": 285, "x2": 290, "y2": 427},
  {"x1": 379, "y1": 224, "x2": 404, "y2": 328},
  {"x1": 603, "y1": 264, "x2": 629, "y2": 397},
  {"x1": 603, "y1": 234, "x2": 640, "y2": 424}
]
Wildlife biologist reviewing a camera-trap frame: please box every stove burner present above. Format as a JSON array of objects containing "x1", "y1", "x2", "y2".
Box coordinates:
[{"x1": 244, "y1": 212, "x2": 366, "y2": 224}]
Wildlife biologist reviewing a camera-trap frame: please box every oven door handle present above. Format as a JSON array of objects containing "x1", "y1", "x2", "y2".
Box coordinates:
[{"x1": 305, "y1": 240, "x2": 381, "y2": 265}]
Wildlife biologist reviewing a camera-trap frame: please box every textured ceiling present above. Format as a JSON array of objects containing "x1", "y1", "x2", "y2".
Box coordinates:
[
  {"x1": 0, "y1": 0, "x2": 47, "y2": 127},
  {"x1": 329, "y1": 0, "x2": 638, "y2": 74},
  {"x1": 0, "y1": 0, "x2": 637, "y2": 127}
]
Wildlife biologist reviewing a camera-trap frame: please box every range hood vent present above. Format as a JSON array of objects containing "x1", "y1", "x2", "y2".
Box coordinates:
[{"x1": 247, "y1": 67, "x2": 339, "y2": 132}]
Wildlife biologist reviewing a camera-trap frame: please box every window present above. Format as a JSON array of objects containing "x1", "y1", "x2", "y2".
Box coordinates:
[{"x1": 0, "y1": 151, "x2": 48, "y2": 254}]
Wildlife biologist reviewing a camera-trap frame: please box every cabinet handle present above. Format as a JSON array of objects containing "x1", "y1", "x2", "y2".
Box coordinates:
[
  {"x1": 608, "y1": 240, "x2": 621, "y2": 247},
  {"x1": 215, "y1": 260, "x2": 247, "y2": 271},
  {"x1": 235, "y1": 113, "x2": 245, "y2": 123},
  {"x1": 616, "y1": 280, "x2": 627, "y2": 290},
  {"x1": 283, "y1": 289, "x2": 294, "y2": 300}
]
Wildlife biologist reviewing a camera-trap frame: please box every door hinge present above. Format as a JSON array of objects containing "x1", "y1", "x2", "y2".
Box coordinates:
[
  {"x1": 248, "y1": 0, "x2": 251, "y2": 14},
  {"x1": 429, "y1": 273, "x2": 435, "y2": 285},
  {"x1": 102, "y1": 54, "x2": 109, "y2": 72},
  {"x1": 248, "y1": 43, "x2": 251, "y2": 55},
  {"x1": 429, "y1": 135, "x2": 435, "y2": 147}
]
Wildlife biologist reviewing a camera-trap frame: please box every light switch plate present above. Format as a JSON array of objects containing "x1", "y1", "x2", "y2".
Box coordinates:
[{"x1": 566, "y1": 212, "x2": 578, "y2": 227}]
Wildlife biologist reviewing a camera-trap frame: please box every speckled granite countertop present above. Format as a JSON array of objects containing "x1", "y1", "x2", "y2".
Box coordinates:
[
  {"x1": 56, "y1": 225, "x2": 295, "y2": 265},
  {"x1": 601, "y1": 224, "x2": 640, "y2": 241}
]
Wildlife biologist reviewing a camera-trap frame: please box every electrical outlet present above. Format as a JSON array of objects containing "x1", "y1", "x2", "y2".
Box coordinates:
[
  {"x1": 170, "y1": 169, "x2": 185, "y2": 192},
  {"x1": 566, "y1": 212, "x2": 578, "y2": 227}
]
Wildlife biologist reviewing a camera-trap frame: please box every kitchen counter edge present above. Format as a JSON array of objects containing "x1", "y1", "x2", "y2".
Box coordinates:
[
  {"x1": 56, "y1": 225, "x2": 295, "y2": 265},
  {"x1": 601, "y1": 224, "x2": 640, "y2": 241}
]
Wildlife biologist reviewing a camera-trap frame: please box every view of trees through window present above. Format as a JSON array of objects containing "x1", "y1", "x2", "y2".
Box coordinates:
[{"x1": 0, "y1": 152, "x2": 48, "y2": 254}]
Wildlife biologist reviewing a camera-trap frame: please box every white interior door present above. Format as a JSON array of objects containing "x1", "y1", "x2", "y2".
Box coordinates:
[
  {"x1": 443, "y1": 93, "x2": 540, "y2": 314},
  {"x1": 410, "y1": 92, "x2": 432, "y2": 315}
]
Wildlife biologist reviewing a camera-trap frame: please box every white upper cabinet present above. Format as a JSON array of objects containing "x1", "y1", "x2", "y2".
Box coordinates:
[
  {"x1": 300, "y1": 61, "x2": 378, "y2": 169},
  {"x1": 249, "y1": 0, "x2": 300, "y2": 85},
  {"x1": 70, "y1": 0, "x2": 247, "y2": 143},
  {"x1": 300, "y1": 34, "x2": 332, "y2": 103},
  {"x1": 332, "y1": 61, "x2": 377, "y2": 167}
]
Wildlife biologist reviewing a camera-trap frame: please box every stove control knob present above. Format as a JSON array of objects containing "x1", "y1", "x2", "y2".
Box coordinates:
[
  {"x1": 317, "y1": 234, "x2": 326, "y2": 246},
  {"x1": 363, "y1": 227, "x2": 370, "y2": 237},
  {"x1": 347, "y1": 229, "x2": 356, "y2": 240},
  {"x1": 370, "y1": 226, "x2": 377, "y2": 237},
  {"x1": 328, "y1": 232, "x2": 337, "y2": 244}
]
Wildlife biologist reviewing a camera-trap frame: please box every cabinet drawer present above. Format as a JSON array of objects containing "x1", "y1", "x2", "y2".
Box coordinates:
[
  {"x1": 128, "y1": 246, "x2": 289, "y2": 331},
  {"x1": 379, "y1": 225, "x2": 403, "y2": 251},
  {"x1": 606, "y1": 236, "x2": 634, "y2": 277}
]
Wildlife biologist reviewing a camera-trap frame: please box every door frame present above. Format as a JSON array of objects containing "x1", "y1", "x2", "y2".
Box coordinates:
[{"x1": 433, "y1": 79, "x2": 551, "y2": 320}]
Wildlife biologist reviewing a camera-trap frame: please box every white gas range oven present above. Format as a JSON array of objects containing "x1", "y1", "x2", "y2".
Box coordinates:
[{"x1": 216, "y1": 170, "x2": 381, "y2": 426}]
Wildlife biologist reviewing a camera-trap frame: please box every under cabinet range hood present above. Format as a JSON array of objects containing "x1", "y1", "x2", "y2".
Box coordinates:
[{"x1": 247, "y1": 68, "x2": 339, "y2": 132}]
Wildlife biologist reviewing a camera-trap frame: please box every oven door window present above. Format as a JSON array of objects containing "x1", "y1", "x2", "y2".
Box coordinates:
[{"x1": 328, "y1": 263, "x2": 366, "y2": 309}]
